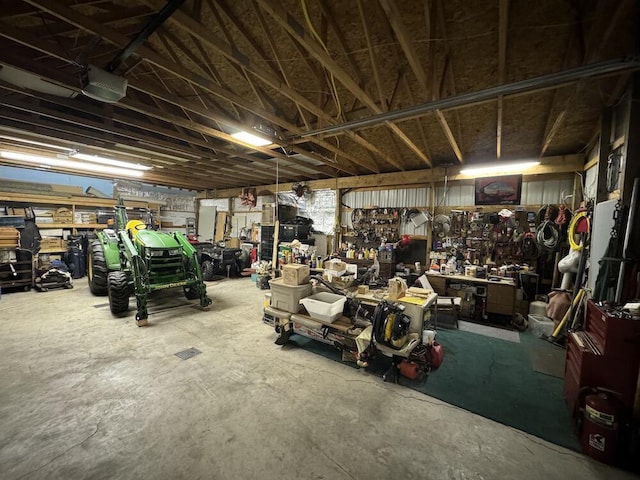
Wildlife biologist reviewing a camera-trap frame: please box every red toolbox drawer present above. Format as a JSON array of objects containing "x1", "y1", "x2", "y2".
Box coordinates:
[{"x1": 584, "y1": 300, "x2": 640, "y2": 360}]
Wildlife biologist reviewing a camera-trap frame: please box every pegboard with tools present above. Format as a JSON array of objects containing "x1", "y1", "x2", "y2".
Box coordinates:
[
  {"x1": 430, "y1": 206, "x2": 574, "y2": 269},
  {"x1": 349, "y1": 208, "x2": 401, "y2": 244}
]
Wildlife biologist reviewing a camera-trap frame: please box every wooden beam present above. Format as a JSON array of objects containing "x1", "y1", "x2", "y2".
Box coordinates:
[
  {"x1": 368, "y1": 5, "x2": 433, "y2": 166},
  {"x1": 21, "y1": 6, "x2": 152, "y2": 38},
  {"x1": 205, "y1": 0, "x2": 284, "y2": 116},
  {"x1": 212, "y1": 154, "x2": 586, "y2": 197},
  {"x1": 358, "y1": 0, "x2": 386, "y2": 112},
  {"x1": 212, "y1": 0, "x2": 283, "y2": 80},
  {"x1": 256, "y1": 0, "x2": 428, "y2": 169},
  {"x1": 138, "y1": 0, "x2": 384, "y2": 172},
  {"x1": 0, "y1": 85, "x2": 317, "y2": 186},
  {"x1": 379, "y1": 0, "x2": 428, "y2": 89},
  {"x1": 12, "y1": 1, "x2": 375, "y2": 174},
  {"x1": 0, "y1": 17, "x2": 359, "y2": 177},
  {"x1": 434, "y1": 0, "x2": 464, "y2": 163},
  {"x1": 378, "y1": 0, "x2": 453, "y2": 165},
  {"x1": 401, "y1": 75, "x2": 432, "y2": 161},
  {"x1": 0, "y1": 95, "x2": 287, "y2": 186},
  {"x1": 0, "y1": 0, "x2": 105, "y2": 18},
  {"x1": 596, "y1": 108, "x2": 612, "y2": 202},
  {"x1": 317, "y1": 0, "x2": 365, "y2": 86},
  {"x1": 540, "y1": 0, "x2": 629, "y2": 155},
  {"x1": 252, "y1": 3, "x2": 312, "y2": 130}
]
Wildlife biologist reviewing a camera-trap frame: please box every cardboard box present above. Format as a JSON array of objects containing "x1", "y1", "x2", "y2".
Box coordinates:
[
  {"x1": 40, "y1": 237, "x2": 66, "y2": 251},
  {"x1": 53, "y1": 207, "x2": 73, "y2": 223},
  {"x1": 226, "y1": 237, "x2": 240, "y2": 248},
  {"x1": 387, "y1": 277, "x2": 407, "y2": 300},
  {"x1": 0, "y1": 227, "x2": 20, "y2": 248},
  {"x1": 9, "y1": 207, "x2": 27, "y2": 216},
  {"x1": 282, "y1": 264, "x2": 310, "y2": 286},
  {"x1": 326, "y1": 259, "x2": 347, "y2": 273}
]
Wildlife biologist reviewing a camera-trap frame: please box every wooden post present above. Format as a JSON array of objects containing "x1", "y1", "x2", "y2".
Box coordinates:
[
  {"x1": 271, "y1": 220, "x2": 279, "y2": 277},
  {"x1": 334, "y1": 183, "x2": 342, "y2": 255},
  {"x1": 596, "y1": 108, "x2": 612, "y2": 203}
]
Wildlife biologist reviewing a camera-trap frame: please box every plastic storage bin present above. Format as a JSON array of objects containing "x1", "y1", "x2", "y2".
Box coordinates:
[
  {"x1": 528, "y1": 314, "x2": 554, "y2": 338},
  {"x1": 268, "y1": 277, "x2": 312, "y2": 313},
  {"x1": 299, "y1": 292, "x2": 347, "y2": 323}
]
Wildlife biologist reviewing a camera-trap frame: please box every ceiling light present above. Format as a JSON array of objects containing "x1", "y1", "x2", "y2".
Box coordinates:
[
  {"x1": 0, "y1": 134, "x2": 75, "y2": 152},
  {"x1": 71, "y1": 152, "x2": 152, "y2": 171},
  {"x1": 460, "y1": 161, "x2": 540, "y2": 177},
  {"x1": 231, "y1": 130, "x2": 272, "y2": 147},
  {"x1": 0, "y1": 151, "x2": 144, "y2": 178}
]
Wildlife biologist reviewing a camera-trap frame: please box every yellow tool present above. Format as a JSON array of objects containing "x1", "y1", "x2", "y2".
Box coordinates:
[{"x1": 549, "y1": 288, "x2": 585, "y2": 341}]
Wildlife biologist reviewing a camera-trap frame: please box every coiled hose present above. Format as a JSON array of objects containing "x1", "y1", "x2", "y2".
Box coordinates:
[
  {"x1": 536, "y1": 220, "x2": 560, "y2": 251},
  {"x1": 568, "y1": 210, "x2": 590, "y2": 250}
]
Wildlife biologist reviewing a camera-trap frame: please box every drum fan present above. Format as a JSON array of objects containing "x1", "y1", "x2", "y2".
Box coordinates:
[{"x1": 433, "y1": 214, "x2": 451, "y2": 237}]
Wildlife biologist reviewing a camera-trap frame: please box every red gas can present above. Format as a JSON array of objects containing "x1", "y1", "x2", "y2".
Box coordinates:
[{"x1": 581, "y1": 392, "x2": 622, "y2": 464}]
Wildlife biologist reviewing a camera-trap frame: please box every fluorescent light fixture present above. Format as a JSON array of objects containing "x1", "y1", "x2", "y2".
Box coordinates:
[
  {"x1": 0, "y1": 134, "x2": 75, "y2": 152},
  {"x1": 71, "y1": 152, "x2": 152, "y2": 171},
  {"x1": 460, "y1": 161, "x2": 540, "y2": 177},
  {"x1": 231, "y1": 130, "x2": 272, "y2": 147},
  {"x1": 0, "y1": 151, "x2": 144, "y2": 178}
]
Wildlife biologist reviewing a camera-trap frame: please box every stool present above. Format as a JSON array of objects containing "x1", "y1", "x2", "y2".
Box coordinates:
[{"x1": 436, "y1": 296, "x2": 461, "y2": 329}]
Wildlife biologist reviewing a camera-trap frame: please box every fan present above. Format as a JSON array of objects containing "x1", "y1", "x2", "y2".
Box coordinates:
[
  {"x1": 291, "y1": 182, "x2": 310, "y2": 198},
  {"x1": 433, "y1": 214, "x2": 451, "y2": 237}
]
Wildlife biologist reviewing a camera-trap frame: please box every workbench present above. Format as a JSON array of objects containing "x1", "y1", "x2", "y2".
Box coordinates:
[
  {"x1": 426, "y1": 272, "x2": 517, "y2": 317},
  {"x1": 265, "y1": 287, "x2": 438, "y2": 360}
]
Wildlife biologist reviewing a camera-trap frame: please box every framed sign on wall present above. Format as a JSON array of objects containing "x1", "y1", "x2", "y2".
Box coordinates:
[{"x1": 474, "y1": 175, "x2": 522, "y2": 205}]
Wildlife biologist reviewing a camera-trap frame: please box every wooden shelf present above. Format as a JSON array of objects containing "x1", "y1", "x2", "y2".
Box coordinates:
[
  {"x1": 37, "y1": 223, "x2": 105, "y2": 229},
  {"x1": 39, "y1": 248, "x2": 67, "y2": 254},
  {"x1": 0, "y1": 192, "x2": 162, "y2": 209}
]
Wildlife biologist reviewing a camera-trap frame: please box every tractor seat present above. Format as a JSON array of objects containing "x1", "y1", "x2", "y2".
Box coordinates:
[{"x1": 126, "y1": 220, "x2": 146, "y2": 239}]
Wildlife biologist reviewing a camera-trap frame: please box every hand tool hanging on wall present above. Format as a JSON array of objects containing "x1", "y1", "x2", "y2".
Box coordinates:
[{"x1": 615, "y1": 178, "x2": 639, "y2": 304}]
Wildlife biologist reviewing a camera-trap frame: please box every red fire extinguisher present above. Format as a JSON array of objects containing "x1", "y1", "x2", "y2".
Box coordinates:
[{"x1": 579, "y1": 388, "x2": 624, "y2": 465}]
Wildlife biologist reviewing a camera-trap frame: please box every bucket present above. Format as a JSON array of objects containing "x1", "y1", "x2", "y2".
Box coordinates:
[
  {"x1": 529, "y1": 300, "x2": 547, "y2": 316},
  {"x1": 423, "y1": 330, "x2": 436, "y2": 345}
]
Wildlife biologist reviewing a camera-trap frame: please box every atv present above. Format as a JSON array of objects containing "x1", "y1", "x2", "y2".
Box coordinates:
[
  {"x1": 187, "y1": 236, "x2": 244, "y2": 280},
  {"x1": 87, "y1": 199, "x2": 212, "y2": 326}
]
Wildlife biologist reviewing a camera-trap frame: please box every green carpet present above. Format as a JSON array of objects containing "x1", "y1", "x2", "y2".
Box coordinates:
[{"x1": 289, "y1": 328, "x2": 580, "y2": 451}]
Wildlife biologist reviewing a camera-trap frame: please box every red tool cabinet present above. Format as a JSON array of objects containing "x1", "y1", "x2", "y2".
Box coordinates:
[{"x1": 564, "y1": 300, "x2": 640, "y2": 415}]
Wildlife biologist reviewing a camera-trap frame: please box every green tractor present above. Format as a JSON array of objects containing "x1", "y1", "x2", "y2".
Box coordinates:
[{"x1": 87, "y1": 199, "x2": 212, "y2": 326}]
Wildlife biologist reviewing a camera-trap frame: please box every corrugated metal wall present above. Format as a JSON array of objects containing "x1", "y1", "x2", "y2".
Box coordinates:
[
  {"x1": 342, "y1": 187, "x2": 431, "y2": 237},
  {"x1": 205, "y1": 176, "x2": 577, "y2": 240},
  {"x1": 341, "y1": 178, "x2": 575, "y2": 237},
  {"x1": 343, "y1": 187, "x2": 430, "y2": 209},
  {"x1": 520, "y1": 178, "x2": 575, "y2": 205},
  {"x1": 584, "y1": 167, "x2": 598, "y2": 201},
  {"x1": 433, "y1": 178, "x2": 575, "y2": 206}
]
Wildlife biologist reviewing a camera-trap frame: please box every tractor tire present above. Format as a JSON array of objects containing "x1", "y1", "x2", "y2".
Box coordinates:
[
  {"x1": 108, "y1": 271, "x2": 130, "y2": 314},
  {"x1": 201, "y1": 260, "x2": 215, "y2": 281},
  {"x1": 184, "y1": 286, "x2": 200, "y2": 300},
  {"x1": 87, "y1": 240, "x2": 108, "y2": 295}
]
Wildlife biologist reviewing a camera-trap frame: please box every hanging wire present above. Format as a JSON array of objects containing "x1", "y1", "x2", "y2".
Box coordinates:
[
  {"x1": 275, "y1": 153, "x2": 280, "y2": 220},
  {"x1": 301, "y1": 0, "x2": 342, "y2": 120}
]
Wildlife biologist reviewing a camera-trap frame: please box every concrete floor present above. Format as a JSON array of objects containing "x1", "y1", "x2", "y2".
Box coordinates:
[{"x1": 0, "y1": 277, "x2": 636, "y2": 480}]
